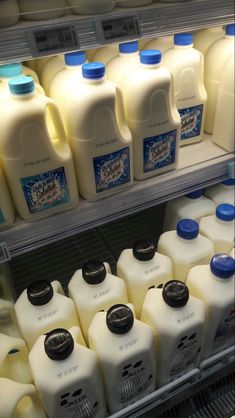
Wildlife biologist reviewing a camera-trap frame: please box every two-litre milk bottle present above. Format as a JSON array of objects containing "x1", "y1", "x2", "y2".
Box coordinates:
[
  {"x1": 0, "y1": 76, "x2": 78, "y2": 221},
  {"x1": 141, "y1": 281, "x2": 205, "y2": 386},
  {"x1": 205, "y1": 179, "x2": 235, "y2": 206},
  {"x1": 199, "y1": 204, "x2": 235, "y2": 254},
  {"x1": 163, "y1": 33, "x2": 207, "y2": 145},
  {"x1": 0, "y1": 263, "x2": 15, "y2": 302},
  {"x1": 68, "y1": 260, "x2": 128, "y2": 341},
  {"x1": 67, "y1": 0, "x2": 115, "y2": 14},
  {"x1": 0, "y1": 63, "x2": 39, "y2": 100},
  {"x1": 15, "y1": 279, "x2": 81, "y2": 349},
  {"x1": 117, "y1": 239, "x2": 172, "y2": 317},
  {"x1": 0, "y1": 378, "x2": 47, "y2": 418},
  {"x1": 144, "y1": 35, "x2": 174, "y2": 52},
  {"x1": 158, "y1": 219, "x2": 214, "y2": 282},
  {"x1": 64, "y1": 62, "x2": 133, "y2": 200},
  {"x1": 88, "y1": 304, "x2": 156, "y2": 413},
  {"x1": 0, "y1": 333, "x2": 32, "y2": 383},
  {"x1": 0, "y1": 299, "x2": 21, "y2": 337},
  {"x1": 29, "y1": 328, "x2": 106, "y2": 418},
  {"x1": 194, "y1": 27, "x2": 225, "y2": 56},
  {"x1": 0, "y1": 0, "x2": 19, "y2": 28},
  {"x1": 187, "y1": 254, "x2": 235, "y2": 359},
  {"x1": 163, "y1": 189, "x2": 215, "y2": 231},
  {"x1": 92, "y1": 44, "x2": 119, "y2": 64},
  {"x1": 40, "y1": 54, "x2": 64, "y2": 95},
  {"x1": 18, "y1": 0, "x2": 66, "y2": 20},
  {"x1": 0, "y1": 162, "x2": 14, "y2": 229},
  {"x1": 122, "y1": 50, "x2": 181, "y2": 179}
]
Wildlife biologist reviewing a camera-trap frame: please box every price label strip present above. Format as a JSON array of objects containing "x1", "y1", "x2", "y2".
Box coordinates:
[
  {"x1": 97, "y1": 14, "x2": 141, "y2": 43},
  {"x1": 0, "y1": 242, "x2": 11, "y2": 264}
]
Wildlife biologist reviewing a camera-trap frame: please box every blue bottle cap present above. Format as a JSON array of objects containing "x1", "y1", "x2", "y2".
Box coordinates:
[
  {"x1": 185, "y1": 189, "x2": 203, "y2": 199},
  {"x1": 140, "y1": 50, "x2": 162, "y2": 65},
  {"x1": 216, "y1": 204, "x2": 235, "y2": 221},
  {"x1": 221, "y1": 178, "x2": 235, "y2": 186},
  {"x1": 226, "y1": 24, "x2": 235, "y2": 36},
  {"x1": 65, "y1": 51, "x2": 86, "y2": 66},
  {"x1": 8, "y1": 76, "x2": 35, "y2": 95},
  {"x1": 119, "y1": 41, "x2": 138, "y2": 53},
  {"x1": 82, "y1": 62, "x2": 105, "y2": 79},
  {"x1": 177, "y1": 219, "x2": 199, "y2": 240},
  {"x1": 0, "y1": 63, "x2": 22, "y2": 78},
  {"x1": 210, "y1": 253, "x2": 235, "y2": 279},
  {"x1": 174, "y1": 33, "x2": 193, "y2": 46}
]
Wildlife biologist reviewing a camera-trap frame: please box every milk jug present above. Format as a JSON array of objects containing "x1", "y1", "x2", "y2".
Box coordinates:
[
  {"x1": 139, "y1": 38, "x2": 153, "y2": 50},
  {"x1": 0, "y1": 76, "x2": 78, "y2": 221},
  {"x1": 106, "y1": 41, "x2": 140, "y2": 88},
  {"x1": 213, "y1": 54, "x2": 234, "y2": 152},
  {"x1": 117, "y1": 239, "x2": 172, "y2": 317},
  {"x1": 0, "y1": 263, "x2": 15, "y2": 302},
  {"x1": 0, "y1": 0, "x2": 19, "y2": 28},
  {"x1": 199, "y1": 204, "x2": 235, "y2": 254},
  {"x1": 122, "y1": 50, "x2": 181, "y2": 180},
  {"x1": 158, "y1": 219, "x2": 215, "y2": 282},
  {"x1": 0, "y1": 63, "x2": 39, "y2": 100},
  {"x1": 64, "y1": 62, "x2": 133, "y2": 200},
  {"x1": 144, "y1": 35, "x2": 174, "y2": 52},
  {"x1": 15, "y1": 279, "x2": 80, "y2": 349},
  {"x1": 92, "y1": 44, "x2": 119, "y2": 65},
  {"x1": 141, "y1": 281, "x2": 205, "y2": 387},
  {"x1": 118, "y1": 0, "x2": 152, "y2": 7},
  {"x1": 163, "y1": 189, "x2": 215, "y2": 231},
  {"x1": 204, "y1": 179, "x2": 235, "y2": 206},
  {"x1": 162, "y1": 33, "x2": 207, "y2": 145},
  {"x1": 19, "y1": 0, "x2": 66, "y2": 20},
  {"x1": 0, "y1": 162, "x2": 14, "y2": 229},
  {"x1": 187, "y1": 254, "x2": 235, "y2": 359},
  {"x1": 204, "y1": 24, "x2": 235, "y2": 134},
  {"x1": 0, "y1": 333, "x2": 32, "y2": 383},
  {"x1": 194, "y1": 27, "x2": 225, "y2": 56},
  {"x1": 68, "y1": 260, "x2": 128, "y2": 341},
  {"x1": 88, "y1": 304, "x2": 156, "y2": 413},
  {"x1": 29, "y1": 328, "x2": 106, "y2": 418},
  {"x1": 67, "y1": 0, "x2": 115, "y2": 14},
  {"x1": 40, "y1": 55, "x2": 64, "y2": 95}
]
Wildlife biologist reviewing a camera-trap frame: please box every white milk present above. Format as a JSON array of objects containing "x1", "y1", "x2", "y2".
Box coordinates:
[
  {"x1": 163, "y1": 33, "x2": 207, "y2": 145},
  {"x1": 199, "y1": 204, "x2": 235, "y2": 254},
  {"x1": 19, "y1": 0, "x2": 66, "y2": 20},
  {"x1": 141, "y1": 281, "x2": 205, "y2": 387},
  {"x1": 67, "y1": 0, "x2": 115, "y2": 14},
  {"x1": 0, "y1": 162, "x2": 14, "y2": 229},
  {"x1": 122, "y1": 50, "x2": 181, "y2": 180},
  {"x1": 118, "y1": 0, "x2": 152, "y2": 7},
  {"x1": 163, "y1": 189, "x2": 215, "y2": 231},
  {"x1": 106, "y1": 41, "x2": 140, "y2": 88},
  {"x1": 0, "y1": 333, "x2": 32, "y2": 383},
  {"x1": 64, "y1": 62, "x2": 133, "y2": 200},
  {"x1": 117, "y1": 239, "x2": 172, "y2": 317},
  {"x1": 158, "y1": 219, "x2": 215, "y2": 282},
  {"x1": 204, "y1": 24, "x2": 235, "y2": 134},
  {"x1": 29, "y1": 328, "x2": 106, "y2": 418},
  {"x1": 204, "y1": 179, "x2": 235, "y2": 206},
  {"x1": 92, "y1": 44, "x2": 119, "y2": 65},
  {"x1": 0, "y1": 299, "x2": 21, "y2": 337},
  {"x1": 0, "y1": 63, "x2": 39, "y2": 101},
  {"x1": 194, "y1": 27, "x2": 225, "y2": 56},
  {"x1": 88, "y1": 304, "x2": 156, "y2": 413},
  {"x1": 0, "y1": 378, "x2": 47, "y2": 418},
  {"x1": 15, "y1": 279, "x2": 81, "y2": 349},
  {"x1": 40, "y1": 54, "x2": 64, "y2": 95},
  {"x1": 187, "y1": 254, "x2": 235, "y2": 359},
  {"x1": 0, "y1": 0, "x2": 19, "y2": 28},
  {"x1": 144, "y1": 35, "x2": 174, "y2": 52},
  {"x1": 0, "y1": 263, "x2": 15, "y2": 302},
  {"x1": 0, "y1": 76, "x2": 78, "y2": 221},
  {"x1": 68, "y1": 260, "x2": 128, "y2": 341},
  {"x1": 213, "y1": 54, "x2": 234, "y2": 152}
]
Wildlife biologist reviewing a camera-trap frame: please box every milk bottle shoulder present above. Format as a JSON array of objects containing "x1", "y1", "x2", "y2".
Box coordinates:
[
  {"x1": 162, "y1": 33, "x2": 207, "y2": 145},
  {"x1": 163, "y1": 189, "x2": 215, "y2": 231},
  {"x1": 0, "y1": 333, "x2": 32, "y2": 383},
  {"x1": 117, "y1": 239, "x2": 172, "y2": 317},
  {"x1": 40, "y1": 55, "x2": 64, "y2": 95},
  {"x1": 144, "y1": 35, "x2": 174, "y2": 52},
  {"x1": 29, "y1": 328, "x2": 106, "y2": 418},
  {"x1": 19, "y1": 0, "x2": 66, "y2": 20},
  {"x1": 15, "y1": 279, "x2": 80, "y2": 349},
  {"x1": 0, "y1": 298, "x2": 21, "y2": 337},
  {"x1": 67, "y1": 0, "x2": 115, "y2": 14},
  {"x1": 122, "y1": 50, "x2": 181, "y2": 180},
  {"x1": 157, "y1": 219, "x2": 215, "y2": 282},
  {"x1": 141, "y1": 281, "x2": 205, "y2": 387},
  {"x1": 204, "y1": 179, "x2": 235, "y2": 206},
  {"x1": 0, "y1": 163, "x2": 14, "y2": 229},
  {"x1": 186, "y1": 254, "x2": 235, "y2": 358},
  {"x1": 194, "y1": 27, "x2": 225, "y2": 56},
  {"x1": 0, "y1": 0, "x2": 19, "y2": 28},
  {"x1": 88, "y1": 304, "x2": 156, "y2": 413},
  {"x1": 68, "y1": 260, "x2": 128, "y2": 341},
  {"x1": 199, "y1": 204, "x2": 235, "y2": 253},
  {"x1": 106, "y1": 41, "x2": 140, "y2": 87},
  {"x1": 92, "y1": 44, "x2": 119, "y2": 64}
]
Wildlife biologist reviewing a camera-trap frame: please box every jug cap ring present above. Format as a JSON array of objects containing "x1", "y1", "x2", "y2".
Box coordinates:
[
  {"x1": 133, "y1": 239, "x2": 156, "y2": 261},
  {"x1": 82, "y1": 260, "x2": 106, "y2": 284},
  {"x1": 210, "y1": 253, "x2": 235, "y2": 279},
  {"x1": 27, "y1": 279, "x2": 53, "y2": 306},
  {"x1": 106, "y1": 304, "x2": 134, "y2": 334},
  {"x1": 163, "y1": 280, "x2": 189, "y2": 307},
  {"x1": 44, "y1": 329, "x2": 74, "y2": 360}
]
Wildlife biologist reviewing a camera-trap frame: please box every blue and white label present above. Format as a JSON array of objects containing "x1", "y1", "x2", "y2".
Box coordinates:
[
  {"x1": 143, "y1": 130, "x2": 177, "y2": 173},
  {"x1": 179, "y1": 104, "x2": 203, "y2": 141},
  {"x1": 93, "y1": 147, "x2": 130, "y2": 193},
  {"x1": 0, "y1": 209, "x2": 5, "y2": 224},
  {"x1": 21, "y1": 167, "x2": 70, "y2": 214}
]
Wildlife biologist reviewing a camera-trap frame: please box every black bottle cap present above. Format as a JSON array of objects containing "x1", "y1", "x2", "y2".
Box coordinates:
[
  {"x1": 106, "y1": 304, "x2": 134, "y2": 335},
  {"x1": 44, "y1": 329, "x2": 74, "y2": 360},
  {"x1": 82, "y1": 260, "x2": 107, "y2": 285},
  {"x1": 162, "y1": 280, "x2": 189, "y2": 308},
  {"x1": 27, "y1": 279, "x2": 53, "y2": 306},
  {"x1": 132, "y1": 239, "x2": 156, "y2": 261}
]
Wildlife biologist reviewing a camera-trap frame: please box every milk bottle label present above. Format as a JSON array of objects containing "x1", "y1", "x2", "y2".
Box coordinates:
[
  {"x1": 212, "y1": 305, "x2": 235, "y2": 355},
  {"x1": 93, "y1": 147, "x2": 130, "y2": 193},
  {"x1": 0, "y1": 210, "x2": 4, "y2": 224},
  {"x1": 143, "y1": 129, "x2": 177, "y2": 173},
  {"x1": 179, "y1": 104, "x2": 203, "y2": 141},
  {"x1": 21, "y1": 167, "x2": 70, "y2": 213},
  {"x1": 59, "y1": 386, "x2": 101, "y2": 418}
]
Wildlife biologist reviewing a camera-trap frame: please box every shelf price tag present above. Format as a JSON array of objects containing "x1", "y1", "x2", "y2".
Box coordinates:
[
  {"x1": 0, "y1": 242, "x2": 11, "y2": 264},
  {"x1": 97, "y1": 14, "x2": 141, "y2": 43}
]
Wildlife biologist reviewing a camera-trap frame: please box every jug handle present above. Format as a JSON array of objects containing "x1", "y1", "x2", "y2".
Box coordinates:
[
  {"x1": 52, "y1": 280, "x2": 64, "y2": 295},
  {"x1": 43, "y1": 97, "x2": 68, "y2": 145},
  {"x1": 115, "y1": 85, "x2": 131, "y2": 139},
  {"x1": 0, "y1": 336, "x2": 25, "y2": 369}
]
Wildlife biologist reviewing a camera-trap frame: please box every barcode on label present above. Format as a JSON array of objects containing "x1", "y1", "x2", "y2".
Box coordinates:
[
  {"x1": 0, "y1": 242, "x2": 11, "y2": 264},
  {"x1": 99, "y1": 14, "x2": 140, "y2": 42}
]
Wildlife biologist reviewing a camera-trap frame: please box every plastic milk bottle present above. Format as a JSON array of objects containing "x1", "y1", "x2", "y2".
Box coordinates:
[
  {"x1": 106, "y1": 41, "x2": 140, "y2": 88},
  {"x1": 92, "y1": 44, "x2": 119, "y2": 64},
  {"x1": 0, "y1": 333, "x2": 32, "y2": 383},
  {"x1": 0, "y1": 0, "x2": 19, "y2": 28},
  {"x1": 0, "y1": 76, "x2": 78, "y2": 221},
  {"x1": 187, "y1": 254, "x2": 235, "y2": 359},
  {"x1": 67, "y1": 0, "x2": 115, "y2": 14},
  {"x1": 158, "y1": 219, "x2": 215, "y2": 282},
  {"x1": 194, "y1": 27, "x2": 225, "y2": 56},
  {"x1": 40, "y1": 54, "x2": 64, "y2": 95},
  {"x1": 0, "y1": 162, "x2": 14, "y2": 229},
  {"x1": 162, "y1": 33, "x2": 207, "y2": 145},
  {"x1": 204, "y1": 179, "x2": 235, "y2": 206},
  {"x1": 29, "y1": 328, "x2": 106, "y2": 418},
  {"x1": 117, "y1": 239, "x2": 173, "y2": 317},
  {"x1": 19, "y1": 0, "x2": 66, "y2": 20},
  {"x1": 0, "y1": 299, "x2": 21, "y2": 337},
  {"x1": 88, "y1": 304, "x2": 156, "y2": 413},
  {"x1": 144, "y1": 35, "x2": 174, "y2": 52},
  {"x1": 122, "y1": 50, "x2": 181, "y2": 180},
  {"x1": 141, "y1": 281, "x2": 205, "y2": 386},
  {"x1": 64, "y1": 62, "x2": 133, "y2": 200}
]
